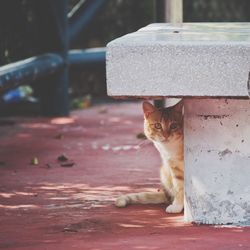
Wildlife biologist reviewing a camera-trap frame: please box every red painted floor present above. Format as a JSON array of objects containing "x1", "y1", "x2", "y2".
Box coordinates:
[{"x1": 0, "y1": 102, "x2": 249, "y2": 250}]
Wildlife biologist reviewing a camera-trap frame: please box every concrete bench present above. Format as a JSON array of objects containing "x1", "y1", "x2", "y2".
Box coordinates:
[{"x1": 106, "y1": 23, "x2": 250, "y2": 225}]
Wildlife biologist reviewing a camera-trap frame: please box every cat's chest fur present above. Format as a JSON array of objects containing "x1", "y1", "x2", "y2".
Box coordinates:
[
  {"x1": 153, "y1": 138, "x2": 183, "y2": 168},
  {"x1": 154, "y1": 138, "x2": 184, "y2": 195}
]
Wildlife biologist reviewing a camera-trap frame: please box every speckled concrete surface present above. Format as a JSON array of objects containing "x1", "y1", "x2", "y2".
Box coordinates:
[
  {"x1": 0, "y1": 102, "x2": 250, "y2": 250},
  {"x1": 184, "y1": 98, "x2": 250, "y2": 225},
  {"x1": 107, "y1": 23, "x2": 250, "y2": 97}
]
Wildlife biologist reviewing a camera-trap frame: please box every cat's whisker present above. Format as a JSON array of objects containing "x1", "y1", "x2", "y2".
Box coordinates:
[
  {"x1": 134, "y1": 142, "x2": 153, "y2": 160},
  {"x1": 133, "y1": 140, "x2": 152, "y2": 156},
  {"x1": 136, "y1": 139, "x2": 151, "y2": 148}
]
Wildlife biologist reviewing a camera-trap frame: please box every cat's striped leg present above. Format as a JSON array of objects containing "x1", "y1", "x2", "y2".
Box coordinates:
[
  {"x1": 115, "y1": 191, "x2": 169, "y2": 208},
  {"x1": 166, "y1": 174, "x2": 184, "y2": 213}
]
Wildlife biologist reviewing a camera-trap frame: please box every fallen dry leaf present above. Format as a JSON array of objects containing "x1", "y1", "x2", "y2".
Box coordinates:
[
  {"x1": 57, "y1": 154, "x2": 68, "y2": 162},
  {"x1": 136, "y1": 132, "x2": 147, "y2": 140}
]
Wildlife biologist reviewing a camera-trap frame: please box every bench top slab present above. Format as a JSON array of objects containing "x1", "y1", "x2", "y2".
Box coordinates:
[{"x1": 106, "y1": 23, "x2": 250, "y2": 97}]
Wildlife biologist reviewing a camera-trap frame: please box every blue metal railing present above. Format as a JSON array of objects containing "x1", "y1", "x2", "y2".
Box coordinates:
[
  {"x1": 69, "y1": 48, "x2": 106, "y2": 66},
  {"x1": 69, "y1": 0, "x2": 106, "y2": 43},
  {"x1": 0, "y1": 48, "x2": 106, "y2": 93},
  {"x1": 0, "y1": 54, "x2": 64, "y2": 93},
  {"x1": 0, "y1": 0, "x2": 106, "y2": 116}
]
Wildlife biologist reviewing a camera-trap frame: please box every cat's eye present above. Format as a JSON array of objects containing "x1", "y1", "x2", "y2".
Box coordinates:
[
  {"x1": 170, "y1": 122, "x2": 179, "y2": 130},
  {"x1": 154, "y1": 123, "x2": 162, "y2": 130}
]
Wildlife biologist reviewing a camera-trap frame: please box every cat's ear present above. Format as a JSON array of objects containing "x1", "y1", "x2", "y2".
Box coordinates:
[
  {"x1": 172, "y1": 100, "x2": 183, "y2": 113},
  {"x1": 143, "y1": 101, "x2": 156, "y2": 118}
]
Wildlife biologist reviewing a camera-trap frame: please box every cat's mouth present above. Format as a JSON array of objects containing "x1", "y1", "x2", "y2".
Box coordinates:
[
  {"x1": 152, "y1": 136, "x2": 168, "y2": 143},
  {"x1": 160, "y1": 138, "x2": 168, "y2": 142}
]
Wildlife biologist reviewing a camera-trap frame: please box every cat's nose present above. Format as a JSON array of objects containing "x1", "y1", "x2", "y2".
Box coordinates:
[{"x1": 163, "y1": 133, "x2": 170, "y2": 139}]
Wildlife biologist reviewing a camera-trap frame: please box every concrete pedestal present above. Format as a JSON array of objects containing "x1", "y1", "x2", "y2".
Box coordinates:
[
  {"x1": 106, "y1": 23, "x2": 250, "y2": 225},
  {"x1": 184, "y1": 99, "x2": 250, "y2": 225}
]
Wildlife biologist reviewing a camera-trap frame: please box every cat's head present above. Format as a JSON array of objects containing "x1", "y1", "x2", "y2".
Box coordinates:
[{"x1": 143, "y1": 101, "x2": 183, "y2": 143}]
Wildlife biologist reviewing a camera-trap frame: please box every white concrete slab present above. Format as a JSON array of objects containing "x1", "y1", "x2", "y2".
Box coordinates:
[
  {"x1": 107, "y1": 23, "x2": 250, "y2": 97},
  {"x1": 184, "y1": 98, "x2": 250, "y2": 225}
]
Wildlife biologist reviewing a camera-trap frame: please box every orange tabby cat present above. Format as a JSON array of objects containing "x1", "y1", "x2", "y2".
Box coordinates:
[{"x1": 115, "y1": 101, "x2": 184, "y2": 213}]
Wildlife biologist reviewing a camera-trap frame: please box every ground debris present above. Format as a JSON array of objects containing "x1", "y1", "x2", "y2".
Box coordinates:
[
  {"x1": 71, "y1": 95, "x2": 91, "y2": 109},
  {"x1": 136, "y1": 132, "x2": 146, "y2": 140},
  {"x1": 62, "y1": 227, "x2": 78, "y2": 233},
  {"x1": 57, "y1": 154, "x2": 75, "y2": 167},
  {"x1": 57, "y1": 154, "x2": 68, "y2": 162},
  {"x1": 30, "y1": 157, "x2": 39, "y2": 165},
  {"x1": 60, "y1": 161, "x2": 75, "y2": 168}
]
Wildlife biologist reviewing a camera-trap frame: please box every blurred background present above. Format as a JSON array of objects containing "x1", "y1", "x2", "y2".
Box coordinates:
[{"x1": 1, "y1": 0, "x2": 250, "y2": 116}]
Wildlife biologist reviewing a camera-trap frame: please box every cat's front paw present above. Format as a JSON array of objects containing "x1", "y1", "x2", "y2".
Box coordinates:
[
  {"x1": 115, "y1": 195, "x2": 128, "y2": 208},
  {"x1": 166, "y1": 204, "x2": 183, "y2": 213}
]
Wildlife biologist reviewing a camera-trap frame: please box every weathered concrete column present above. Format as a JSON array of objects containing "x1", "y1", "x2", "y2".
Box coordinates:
[{"x1": 184, "y1": 98, "x2": 250, "y2": 225}]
